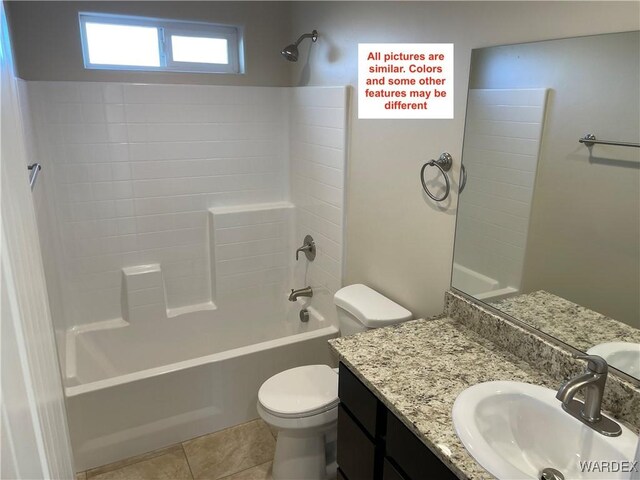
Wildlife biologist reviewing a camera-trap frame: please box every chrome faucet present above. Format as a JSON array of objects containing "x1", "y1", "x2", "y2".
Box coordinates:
[
  {"x1": 556, "y1": 354, "x2": 622, "y2": 436},
  {"x1": 289, "y1": 286, "x2": 313, "y2": 301},
  {"x1": 295, "y1": 235, "x2": 316, "y2": 261}
]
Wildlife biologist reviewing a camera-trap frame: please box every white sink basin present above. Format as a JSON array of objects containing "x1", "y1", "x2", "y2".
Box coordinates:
[
  {"x1": 452, "y1": 381, "x2": 638, "y2": 479},
  {"x1": 587, "y1": 343, "x2": 640, "y2": 378}
]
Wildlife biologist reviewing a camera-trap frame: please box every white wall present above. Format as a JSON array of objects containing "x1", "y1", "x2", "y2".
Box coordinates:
[
  {"x1": 290, "y1": 1, "x2": 640, "y2": 319},
  {"x1": 18, "y1": 79, "x2": 70, "y2": 371},
  {"x1": 6, "y1": 1, "x2": 293, "y2": 86},
  {"x1": 0, "y1": 2, "x2": 74, "y2": 475}
]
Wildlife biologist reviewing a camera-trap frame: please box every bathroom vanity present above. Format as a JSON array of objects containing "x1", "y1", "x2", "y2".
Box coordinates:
[
  {"x1": 337, "y1": 362, "x2": 457, "y2": 480},
  {"x1": 330, "y1": 291, "x2": 640, "y2": 479}
]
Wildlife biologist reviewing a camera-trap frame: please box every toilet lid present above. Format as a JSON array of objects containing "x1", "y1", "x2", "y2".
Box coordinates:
[{"x1": 258, "y1": 365, "x2": 338, "y2": 417}]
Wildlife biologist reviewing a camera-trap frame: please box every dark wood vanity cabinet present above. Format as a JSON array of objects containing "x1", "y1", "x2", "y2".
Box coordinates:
[{"x1": 337, "y1": 362, "x2": 458, "y2": 480}]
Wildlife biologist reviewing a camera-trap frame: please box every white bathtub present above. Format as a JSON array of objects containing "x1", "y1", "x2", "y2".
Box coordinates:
[
  {"x1": 452, "y1": 263, "x2": 518, "y2": 301},
  {"x1": 64, "y1": 293, "x2": 338, "y2": 471}
]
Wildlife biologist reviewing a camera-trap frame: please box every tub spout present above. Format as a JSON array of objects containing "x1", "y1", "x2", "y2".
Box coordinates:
[{"x1": 289, "y1": 286, "x2": 313, "y2": 301}]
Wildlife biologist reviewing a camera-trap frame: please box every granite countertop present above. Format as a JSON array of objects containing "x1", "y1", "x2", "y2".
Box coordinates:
[
  {"x1": 328, "y1": 316, "x2": 561, "y2": 480},
  {"x1": 491, "y1": 291, "x2": 640, "y2": 352}
]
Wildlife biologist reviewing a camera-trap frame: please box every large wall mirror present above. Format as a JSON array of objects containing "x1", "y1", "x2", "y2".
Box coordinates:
[{"x1": 453, "y1": 31, "x2": 640, "y2": 380}]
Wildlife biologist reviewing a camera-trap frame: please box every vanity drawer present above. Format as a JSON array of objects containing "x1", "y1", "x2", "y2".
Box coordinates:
[
  {"x1": 339, "y1": 362, "x2": 379, "y2": 437},
  {"x1": 386, "y1": 412, "x2": 457, "y2": 480},
  {"x1": 337, "y1": 404, "x2": 376, "y2": 480}
]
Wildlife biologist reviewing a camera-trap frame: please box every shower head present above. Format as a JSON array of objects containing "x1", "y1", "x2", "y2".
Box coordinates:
[
  {"x1": 281, "y1": 44, "x2": 299, "y2": 62},
  {"x1": 281, "y1": 30, "x2": 318, "y2": 62}
]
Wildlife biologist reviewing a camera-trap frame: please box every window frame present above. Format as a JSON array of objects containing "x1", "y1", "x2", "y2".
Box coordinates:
[{"x1": 78, "y1": 12, "x2": 243, "y2": 74}]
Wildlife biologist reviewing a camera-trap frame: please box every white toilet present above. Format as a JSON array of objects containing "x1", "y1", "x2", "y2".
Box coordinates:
[{"x1": 257, "y1": 284, "x2": 412, "y2": 480}]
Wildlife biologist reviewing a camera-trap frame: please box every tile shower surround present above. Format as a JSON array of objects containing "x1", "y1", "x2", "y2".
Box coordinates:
[
  {"x1": 455, "y1": 88, "x2": 548, "y2": 290},
  {"x1": 23, "y1": 83, "x2": 347, "y2": 331}
]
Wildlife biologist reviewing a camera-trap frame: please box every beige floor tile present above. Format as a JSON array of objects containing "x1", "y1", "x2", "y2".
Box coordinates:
[
  {"x1": 76, "y1": 473, "x2": 87, "y2": 480},
  {"x1": 86, "y1": 444, "x2": 181, "y2": 478},
  {"x1": 88, "y1": 446, "x2": 192, "y2": 480},
  {"x1": 220, "y1": 462, "x2": 272, "y2": 480},
  {"x1": 183, "y1": 419, "x2": 275, "y2": 480},
  {"x1": 266, "y1": 424, "x2": 278, "y2": 440}
]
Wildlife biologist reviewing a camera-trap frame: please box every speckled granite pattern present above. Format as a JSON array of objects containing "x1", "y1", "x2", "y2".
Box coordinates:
[
  {"x1": 329, "y1": 318, "x2": 563, "y2": 480},
  {"x1": 446, "y1": 290, "x2": 640, "y2": 431},
  {"x1": 490, "y1": 290, "x2": 640, "y2": 352}
]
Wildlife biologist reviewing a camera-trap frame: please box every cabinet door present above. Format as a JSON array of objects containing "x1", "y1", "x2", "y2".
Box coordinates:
[
  {"x1": 383, "y1": 459, "x2": 407, "y2": 480},
  {"x1": 337, "y1": 405, "x2": 376, "y2": 480},
  {"x1": 339, "y1": 363, "x2": 379, "y2": 437},
  {"x1": 386, "y1": 413, "x2": 457, "y2": 480}
]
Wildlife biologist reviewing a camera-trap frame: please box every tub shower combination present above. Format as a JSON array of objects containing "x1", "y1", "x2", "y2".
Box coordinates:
[{"x1": 21, "y1": 81, "x2": 348, "y2": 469}]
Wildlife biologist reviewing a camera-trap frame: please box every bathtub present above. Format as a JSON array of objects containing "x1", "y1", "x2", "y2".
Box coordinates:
[
  {"x1": 452, "y1": 263, "x2": 518, "y2": 301},
  {"x1": 64, "y1": 292, "x2": 339, "y2": 471}
]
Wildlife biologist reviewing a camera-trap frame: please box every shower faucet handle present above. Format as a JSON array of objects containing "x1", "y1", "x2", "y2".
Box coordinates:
[{"x1": 295, "y1": 235, "x2": 316, "y2": 261}]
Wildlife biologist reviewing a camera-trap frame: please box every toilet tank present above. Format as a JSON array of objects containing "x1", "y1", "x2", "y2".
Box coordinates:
[{"x1": 334, "y1": 284, "x2": 413, "y2": 336}]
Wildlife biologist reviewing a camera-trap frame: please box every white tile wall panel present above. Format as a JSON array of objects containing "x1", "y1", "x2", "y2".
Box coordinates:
[
  {"x1": 468, "y1": 104, "x2": 545, "y2": 123},
  {"x1": 468, "y1": 119, "x2": 542, "y2": 139},
  {"x1": 456, "y1": 88, "x2": 548, "y2": 292},
  {"x1": 209, "y1": 203, "x2": 294, "y2": 298},
  {"x1": 464, "y1": 133, "x2": 540, "y2": 156},
  {"x1": 291, "y1": 106, "x2": 346, "y2": 130},
  {"x1": 25, "y1": 82, "x2": 289, "y2": 327},
  {"x1": 290, "y1": 141, "x2": 344, "y2": 170},
  {"x1": 290, "y1": 87, "x2": 346, "y2": 108},
  {"x1": 290, "y1": 87, "x2": 348, "y2": 308},
  {"x1": 25, "y1": 82, "x2": 348, "y2": 332}
]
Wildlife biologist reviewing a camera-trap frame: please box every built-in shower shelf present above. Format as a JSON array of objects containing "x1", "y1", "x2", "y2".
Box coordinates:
[
  {"x1": 121, "y1": 263, "x2": 219, "y2": 323},
  {"x1": 208, "y1": 201, "x2": 295, "y2": 215},
  {"x1": 166, "y1": 302, "x2": 217, "y2": 318}
]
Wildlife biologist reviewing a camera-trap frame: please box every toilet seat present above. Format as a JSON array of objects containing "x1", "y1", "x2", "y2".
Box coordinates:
[{"x1": 258, "y1": 365, "x2": 338, "y2": 419}]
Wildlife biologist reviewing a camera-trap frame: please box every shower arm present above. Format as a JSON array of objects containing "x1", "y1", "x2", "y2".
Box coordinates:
[{"x1": 294, "y1": 30, "x2": 318, "y2": 47}]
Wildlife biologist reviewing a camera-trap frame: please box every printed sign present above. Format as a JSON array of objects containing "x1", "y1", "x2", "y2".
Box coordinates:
[{"x1": 358, "y1": 43, "x2": 454, "y2": 119}]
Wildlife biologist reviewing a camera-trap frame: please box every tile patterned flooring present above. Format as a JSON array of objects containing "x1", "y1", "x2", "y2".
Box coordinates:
[{"x1": 76, "y1": 419, "x2": 275, "y2": 480}]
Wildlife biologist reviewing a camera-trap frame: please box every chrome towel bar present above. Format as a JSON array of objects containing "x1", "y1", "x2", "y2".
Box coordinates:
[
  {"x1": 579, "y1": 133, "x2": 640, "y2": 149},
  {"x1": 28, "y1": 163, "x2": 41, "y2": 190}
]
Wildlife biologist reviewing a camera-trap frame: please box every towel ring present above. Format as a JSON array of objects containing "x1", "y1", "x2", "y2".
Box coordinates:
[
  {"x1": 459, "y1": 164, "x2": 467, "y2": 193},
  {"x1": 420, "y1": 152, "x2": 452, "y2": 202}
]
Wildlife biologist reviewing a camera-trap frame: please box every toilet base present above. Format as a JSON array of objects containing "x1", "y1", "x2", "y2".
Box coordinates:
[
  {"x1": 270, "y1": 422, "x2": 337, "y2": 480},
  {"x1": 256, "y1": 367, "x2": 339, "y2": 480},
  {"x1": 273, "y1": 429, "x2": 323, "y2": 479}
]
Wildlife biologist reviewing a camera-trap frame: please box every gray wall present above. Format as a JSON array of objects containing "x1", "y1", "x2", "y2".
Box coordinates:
[
  {"x1": 290, "y1": 1, "x2": 640, "y2": 319},
  {"x1": 471, "y1": 32, "x2": 640, "y2": 327},
  {"x1": 6, "y1": 1, "x2": 293, "y2": 86}
]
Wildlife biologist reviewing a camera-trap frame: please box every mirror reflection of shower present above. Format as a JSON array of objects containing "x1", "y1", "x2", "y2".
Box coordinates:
[{"x1": 281, "y1": 29, "x2": 318, "y2": 62}]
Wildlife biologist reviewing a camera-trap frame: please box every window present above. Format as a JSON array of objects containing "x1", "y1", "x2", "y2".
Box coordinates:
[{"x1": 79, "y1": 13, "x2": 243, "y2": 74}]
